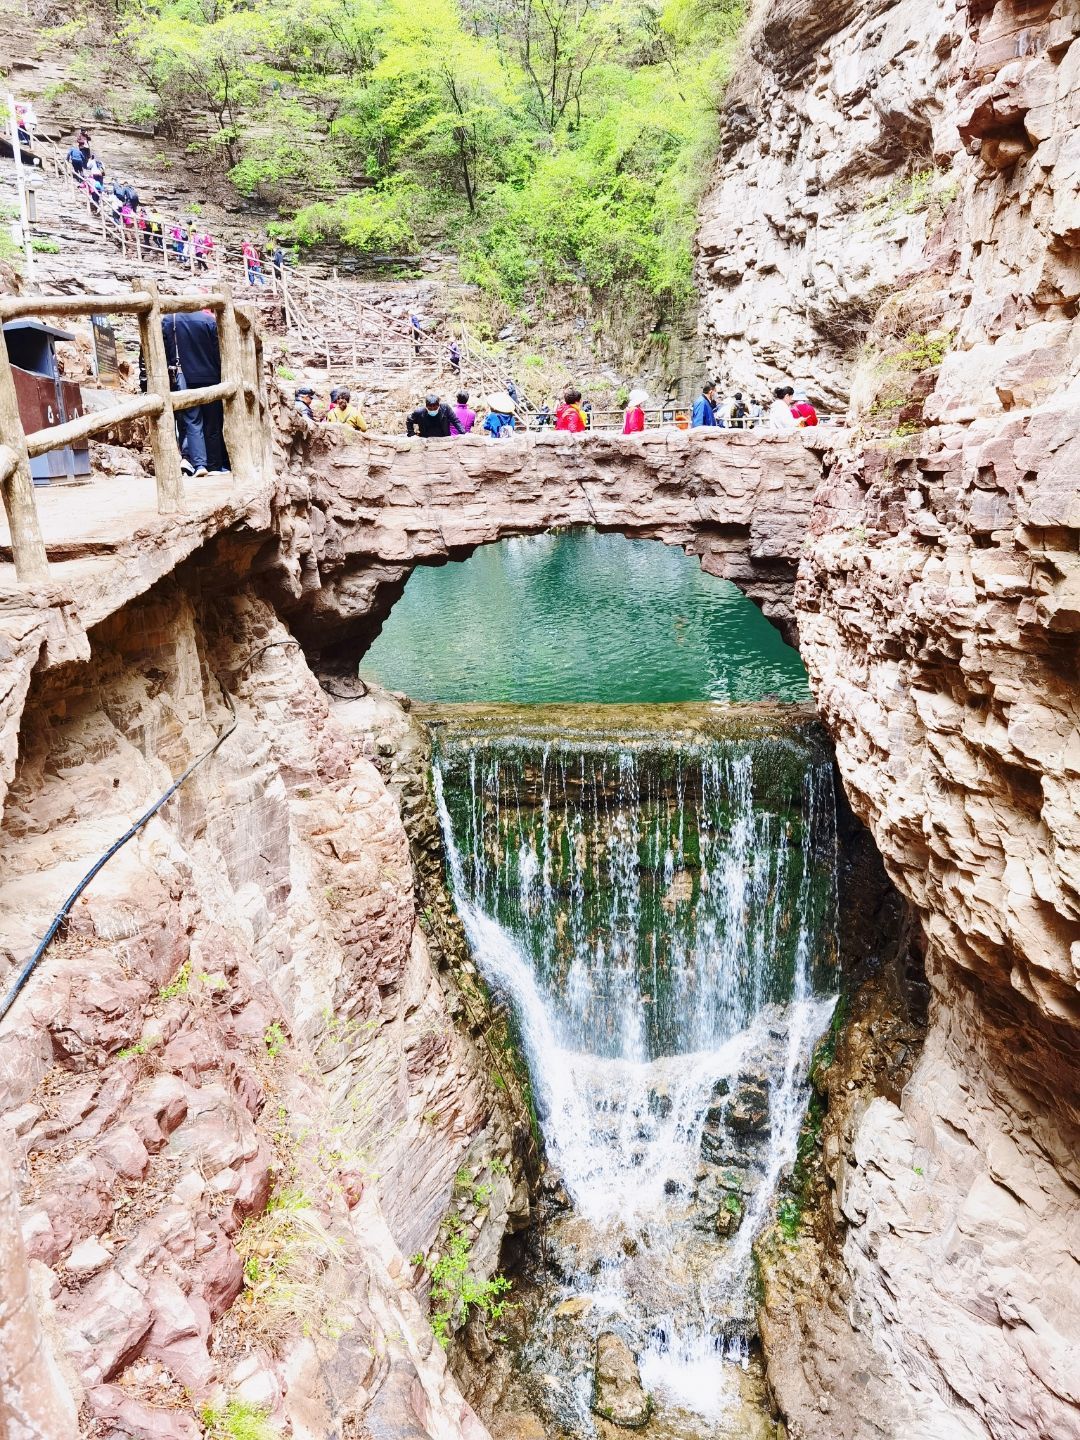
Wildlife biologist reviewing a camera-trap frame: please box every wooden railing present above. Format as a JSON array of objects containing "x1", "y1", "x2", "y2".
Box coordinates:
[{"x1": 0, "y1": 280, "x2": 268, "y2": 584}]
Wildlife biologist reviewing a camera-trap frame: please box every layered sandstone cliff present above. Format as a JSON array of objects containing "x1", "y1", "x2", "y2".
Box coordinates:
[
  {"x1": 714, "y1": 0, "x2": 1080, "y2": 1436},
  {"x1": 696, "y1": 0, "x2": 963, "y2": 410},
  {"x1": 3, "y1": 0, "x2": 1079, "y2": 1429},
  {"x1": 0, "y1": 579, "x2": 525, "y2": 1438}
]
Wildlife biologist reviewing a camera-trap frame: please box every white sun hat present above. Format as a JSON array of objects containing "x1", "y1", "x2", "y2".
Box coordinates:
[
  {"x1": 486, "y1": 392, "x2": 517, "y2": 413},
  {"x1": 627, "y1": 388, "x2": 649, "y2": 406}
]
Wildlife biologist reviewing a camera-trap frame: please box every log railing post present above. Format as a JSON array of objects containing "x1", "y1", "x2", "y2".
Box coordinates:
[
  {"x1": 281, "y1": 264, "x2": 293, "y2": 331},
  {"x1": 217, "y1": 297, "x2": 255, "y2": 485},
  {"x1": 0, "y1": 333, "x2": 49, "y2": 583},
  {"x1": 137, "y1": 280, "x2": 184, "y2": 514},
  {"x1": 253, "y1": 331, "x2": 274, "y2": 479}
]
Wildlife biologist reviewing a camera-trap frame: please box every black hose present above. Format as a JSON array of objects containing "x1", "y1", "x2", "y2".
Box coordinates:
[
  {"x1": 0, "y1": 683, "x2": 239, "y2": 1026},
  {"x1": 0, "y1": 638, "x2": 371, "y2": 1024},
  {"x1": 227, "y1": 638, "x2": 300, "y2": 677}
]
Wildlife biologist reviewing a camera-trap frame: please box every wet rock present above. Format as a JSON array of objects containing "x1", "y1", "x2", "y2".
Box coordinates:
[
  {"x1": 491, "y1": 1415, "x2": 546, "y2": 1440},
  {"x1": 660, "y1": 869, "x2": 693, "y2": 910},
  {"x1": 507, "y1": 1178, "x2": 532, "y2": 1231},
  {"x1": 715, "y1": 1192, "x2": 745, "y2": 1238},
  {"x1": 647, "y1": 1088, "x2": 672, "y2": 1120},
  {"x1": 727, "y1": 1076, "x2": 771, "y2": 1137},
  {"x1": 463, "y1": 1311, "x2": 496, "y2": 1362},
  {"x1": 540, "y1": 1170, "x2": 572, "y2": 1211},
  {"x1": 553, "y1": 1295, "x2": 594, "y2": 1321},
  {"x1": 592, "y1": 1331, "x2": 652, "y2": 1429}
]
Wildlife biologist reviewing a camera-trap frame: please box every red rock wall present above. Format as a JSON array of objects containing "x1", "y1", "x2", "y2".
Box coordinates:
[
  {"x1": 778, "y1": 0, "x2": 1080, "y2": 1435},
  {"x1": 0, "y1": 583, "x2": 509, "y2": 1439}
]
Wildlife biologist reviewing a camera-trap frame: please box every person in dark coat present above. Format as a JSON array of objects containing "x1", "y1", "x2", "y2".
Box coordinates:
[
  {"x1": 162, "y1": 310, "x2": 228, "y2": 474},
  {"x1": 406, "y1": 393, "x2": 463, "y2": 438}
]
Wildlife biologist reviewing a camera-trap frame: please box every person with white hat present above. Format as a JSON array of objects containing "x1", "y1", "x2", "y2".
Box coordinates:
[
  {"x1": 482, "y1": 391, "x2": 518, "y2": 439},
  {"x1": 623, "y1": 388, "x2": 649, "y2": 434}
]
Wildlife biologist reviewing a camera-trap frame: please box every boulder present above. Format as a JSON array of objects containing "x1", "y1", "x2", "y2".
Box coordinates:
[
  {"x1": 592, "y1": 1331, "x2": 652, "y2": 1429},
  {"x1": 86, "y1": 1386, "x2": 201, "y2": 1440},
  {"x1": 726, "y1": 1074, "x2": 771, "y2": 1136}
]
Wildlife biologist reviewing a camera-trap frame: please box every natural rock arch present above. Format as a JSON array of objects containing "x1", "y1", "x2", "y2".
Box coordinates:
[{"x1": 279, "y1": 428, "x2": 828, "y2": 671}]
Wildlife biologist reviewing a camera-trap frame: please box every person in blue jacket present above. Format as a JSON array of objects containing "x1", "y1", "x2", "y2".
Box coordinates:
[
  {"x1": 482, "y1": 392, "x2": 517, "y2": 438},
  {"x1": 691, "y1": 381, "x2": 719, "y2": 428}
]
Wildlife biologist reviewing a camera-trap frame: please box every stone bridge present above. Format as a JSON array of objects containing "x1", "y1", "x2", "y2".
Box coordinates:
[{"x1": 282, "y1": 427, "x2": 829, "y2": 666}]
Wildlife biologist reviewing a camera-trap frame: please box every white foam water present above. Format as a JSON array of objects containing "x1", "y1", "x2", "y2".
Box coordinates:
[{"x1": 433, "y1": 735, "x2": 837, "y2": 1427}]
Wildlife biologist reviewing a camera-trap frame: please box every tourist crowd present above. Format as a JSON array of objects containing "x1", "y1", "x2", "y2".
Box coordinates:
[
  {"x1": 65, "y1": 129, "x2": 282, "y2": 280},
  {"x1": 61, "y1": 120, "x2": 820, "y2": 445},
  {"x1": 292, "y1": 380, "x2": 820, "y2": 438}
]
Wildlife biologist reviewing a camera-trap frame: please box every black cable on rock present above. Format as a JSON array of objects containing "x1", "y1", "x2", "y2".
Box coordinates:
[
  {"x1": 0, "y1": 683, "x2": 239, "y2": 1027},
  {"x1": 0, "y1": 636, "x2": 323, "y2": 1025}
]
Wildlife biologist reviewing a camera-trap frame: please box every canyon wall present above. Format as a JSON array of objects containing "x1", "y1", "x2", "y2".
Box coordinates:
[
  {"x1": 0, "y1": 577, "x2": 524, "y2": 1439},
  {"x1": 702, "y1": 0, "x2": 1080, "y2": 1436},
  {"x1": 697, "y1": 0, "x2": 963, "y2": 410}
]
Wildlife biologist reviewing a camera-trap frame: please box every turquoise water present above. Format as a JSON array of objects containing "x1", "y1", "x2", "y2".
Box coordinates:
[{"x1": 359, "y1": 530, "x2": 810, "y2": 703}]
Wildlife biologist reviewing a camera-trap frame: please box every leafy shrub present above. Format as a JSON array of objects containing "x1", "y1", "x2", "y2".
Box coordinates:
[
  {"x1": 412, "y1": 1216, "x2": 511, "y2": 1348},
  {"x1": 201, "y1": 1399, "x2": 277, "y2": 1440}
]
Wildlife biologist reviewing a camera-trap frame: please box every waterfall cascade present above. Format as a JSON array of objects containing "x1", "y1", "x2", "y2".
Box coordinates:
[{"x1": 432, "y1": 710, "x2": 838, "y2": 1437}]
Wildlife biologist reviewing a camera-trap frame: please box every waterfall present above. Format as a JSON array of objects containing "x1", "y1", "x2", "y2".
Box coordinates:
[{"x1": 433, "y1": 723, "x2": 837, "y2": 1430}]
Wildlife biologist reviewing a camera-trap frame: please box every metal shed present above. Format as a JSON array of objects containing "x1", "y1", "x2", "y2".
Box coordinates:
[{"x1": 2, "y1": 318, "x2": 90, "y2": 483}]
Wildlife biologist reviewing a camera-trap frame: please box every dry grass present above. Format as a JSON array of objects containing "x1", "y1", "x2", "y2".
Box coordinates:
[{"x1": 232, "y1": 1187, "x2": 344, "y2": 1348}]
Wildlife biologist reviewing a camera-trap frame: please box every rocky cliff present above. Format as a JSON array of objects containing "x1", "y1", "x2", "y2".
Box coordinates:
[
  {"x1": 697, "y1": 0, "x2": 963, "y2": 410},
  {"x1": 3, "y1": 0, "x2": 1080, "y2": 1429},
  {"x1": 707, "y1": 0, "x2": 1080, "y2": 1436},
  {"x1": 0, "y1": 579, "x2": 526, "y2": 1439}
]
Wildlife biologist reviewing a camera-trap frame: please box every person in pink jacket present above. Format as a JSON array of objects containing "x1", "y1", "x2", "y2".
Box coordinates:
[
  {"x1": 453, "y1": 391, "x2": 476, "y2": 434},
  {"x1": 623, "y1": 388, "x2": 648, "y2": 434}
]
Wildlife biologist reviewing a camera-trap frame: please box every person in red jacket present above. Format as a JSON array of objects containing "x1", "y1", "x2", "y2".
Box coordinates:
[
  {"x1": 787, "y1": 387, "x2": 818, "y2": 426},
  {"x1": 623, "y1": 388, "x2": 648, "y2": 434},
  {"x1": 555, "y1": 388, "x2": 588, "y2": 432}
]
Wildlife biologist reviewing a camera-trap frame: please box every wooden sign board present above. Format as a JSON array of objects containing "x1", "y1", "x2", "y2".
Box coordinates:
[{"x1": 91, "y1": 314, "x2": 120, "y2": 385}]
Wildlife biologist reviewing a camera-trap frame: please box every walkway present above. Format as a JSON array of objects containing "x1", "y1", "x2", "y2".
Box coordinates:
[{"x1": 0, "y1": 111, "x2": 537, "y2": 413}]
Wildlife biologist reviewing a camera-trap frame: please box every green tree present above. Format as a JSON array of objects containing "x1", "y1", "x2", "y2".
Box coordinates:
[
  {"x1": 117, "y1": 0, "x2": 748, "y2": 319},
  {"x1": 373, "y1": 0, "x2": 524, "y2": 211},
  {"x1": 508, "y1": 0, "x2": 609, "y2": 131},
  {"x1": 126, "y1": 0, "x2": 275, "y2": 167}
]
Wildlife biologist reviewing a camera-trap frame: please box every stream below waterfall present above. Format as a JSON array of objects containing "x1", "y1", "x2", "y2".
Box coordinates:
[
  {"x1": 433, "y1": 713, "x2": 837, "y2": 1438},
  {"x1": 366, "y1": 535, "x2": 839, "y2": 1438}
]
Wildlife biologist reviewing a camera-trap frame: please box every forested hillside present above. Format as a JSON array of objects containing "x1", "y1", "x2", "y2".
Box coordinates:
[{"x1": 97, "y1": 0, "x2": 744, "y2": 322}]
